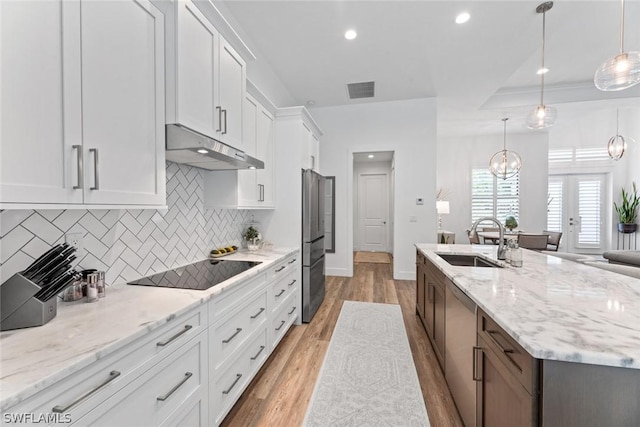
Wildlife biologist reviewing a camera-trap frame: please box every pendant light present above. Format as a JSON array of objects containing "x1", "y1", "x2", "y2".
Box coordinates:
[
  {"x1": 490, "y1": 118, "x2": 522, "y2": 180},
  {"x1": 594, "y1": 0, "x2": 640, "y2": 91},
  {"x1": 608, "y1": 109, "x2": 630, "y2": 160},
  {"x1": 527, "y1": 2, "x2": 557, "y2": 130}
]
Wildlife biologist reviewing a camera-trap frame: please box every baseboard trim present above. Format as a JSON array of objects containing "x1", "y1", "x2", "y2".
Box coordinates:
[{"x1": 325, "y1": 267, "x2": 350, "y2": 277}]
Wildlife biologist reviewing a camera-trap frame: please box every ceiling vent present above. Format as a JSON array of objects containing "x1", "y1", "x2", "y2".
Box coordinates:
[{"x1": 346, "y1": 81, "x2": 375, "y2": 99}]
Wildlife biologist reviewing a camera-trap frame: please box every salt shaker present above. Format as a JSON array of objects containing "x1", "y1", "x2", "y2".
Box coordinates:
[{"x1": 86, "y1": 272, "x2": 99, "y2": 303}]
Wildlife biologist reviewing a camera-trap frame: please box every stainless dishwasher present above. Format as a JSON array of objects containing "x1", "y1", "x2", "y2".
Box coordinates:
[{"x1": 445, "y1": 278, "x2": 477, "y2": 427}]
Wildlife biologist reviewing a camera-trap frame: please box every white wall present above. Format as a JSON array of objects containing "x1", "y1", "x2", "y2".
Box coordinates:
[
  {"x1": 437, "y1": 132, "x2": 549, "y2": 244},
  {"x1": 313, "y1": 98, "x2": 438, "y2": 280}
]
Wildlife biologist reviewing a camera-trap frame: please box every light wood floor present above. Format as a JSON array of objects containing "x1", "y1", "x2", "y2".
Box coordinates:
[{"x1": 221, "y1": 261, "x2": 464, "y2": 427}]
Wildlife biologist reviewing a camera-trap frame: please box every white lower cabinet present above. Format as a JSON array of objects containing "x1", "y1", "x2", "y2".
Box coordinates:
[
  {"x1": 1, "y1": 252, "x2": 300, "y2": 427},
  {"x1": 78, "y1": 333, "x2": 207, "y2": 427}
]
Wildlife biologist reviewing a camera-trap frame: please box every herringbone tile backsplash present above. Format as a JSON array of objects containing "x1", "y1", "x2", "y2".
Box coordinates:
[{"x1": 0, "y1": 162, "x2": 252, "y2": 287}]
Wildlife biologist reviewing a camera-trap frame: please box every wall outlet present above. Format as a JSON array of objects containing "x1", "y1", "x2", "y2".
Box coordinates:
[{"x1": 65, "y1": 232, "x2": 84, "y2": 256}]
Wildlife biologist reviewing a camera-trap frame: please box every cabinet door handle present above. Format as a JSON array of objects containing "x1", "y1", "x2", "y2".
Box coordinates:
[
  {"x1": 250, "y1": 345, "x2": 265, "y2": 361},
  {"x1": 216, "y1": 106, "x2": 222, "y2": 132},
  {"x1": 486, "y1": 330, "x2": 522, "y2": 372},
  {"x1": 156, "y1": 325, "x2": 192, "y2": 347},
  {"x1": 222, "y1": 327, "x2": 242, "y2": 344},
  {"x1": 275, "y1": 320, "x2": 286, "y2": 331},
  {"x1": 250, "y1": 307, "x2": 265, "y2": 319},
  {"x1": 275, "y1": 266, "x2": 286, "y2": 273},
  {"x1": 52, "y1": 370, "x2": 120, "y2": 413},
  {"x1": 222, "y1": 109, "x2": 227, "y2": 135},
  {"x1": 157, "y1": 372, "x2": 192, "y2": 402},
  {"x1": 222, "y1": 374, "x2": 242, "y2": 395},
  {"x1": 472, "y1": 346, "x2": 482, "y2": 381},
  {"x1": 89, "y1": 148, "x2": 99, "y2": 190},
  {"x1": 288, "y1": 306, "x2": 296, "y2": 315},
  {"x1": 72, "y1": 145, "x2": 83, "y2": 190},
  {"x1": 275, "y1": 289, "x2": 286, "y2": 298},
  {"x1": 288, "y1": 258, "x2": 297, "y2": 264},
  {"x1": 288, "y1": 279, "x2": 296, "y2": 287}
]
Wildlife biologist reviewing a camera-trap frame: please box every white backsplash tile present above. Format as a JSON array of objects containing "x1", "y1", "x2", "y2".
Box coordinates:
[{"x1": 0, "y1": 162, "x2": 252, "y2": 286}]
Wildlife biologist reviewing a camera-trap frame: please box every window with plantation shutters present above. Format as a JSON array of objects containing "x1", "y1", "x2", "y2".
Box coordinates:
[
  {"x1": 577, "y1": 179, "x2": 602, "y2": 246},
  {"x1": 547, "y1": 178, "x2": 563, "y2": 232},
  {"x1": 471, "y1": 169, "x2": 519, "y2": 224}
]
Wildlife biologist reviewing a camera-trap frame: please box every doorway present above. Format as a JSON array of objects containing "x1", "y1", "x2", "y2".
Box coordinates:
[
  {"x1": 353, "y1": 152, "x2": 394, "y2": 254},
  {"x1": 548, "y1": 173, "x2": 608, "y2": 254}
]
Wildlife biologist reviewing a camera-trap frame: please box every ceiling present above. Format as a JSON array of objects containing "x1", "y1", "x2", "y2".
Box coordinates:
[{"x1": 220, "y1": 0, "x2": 640, "y2": 137}]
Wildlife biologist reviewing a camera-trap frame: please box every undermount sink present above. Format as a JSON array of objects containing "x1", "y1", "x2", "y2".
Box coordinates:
[{"x1": 436, "y1": 253, "x2": 503, "y2": 268}]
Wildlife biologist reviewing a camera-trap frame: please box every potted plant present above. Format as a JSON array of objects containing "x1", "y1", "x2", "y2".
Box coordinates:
[
  {"x1": 505, "y1": 215, "x2": 518, "y2": 232},
  {"x1": 244, "y1": 225, "x2": 262, "y2": 251},
  {"x1": 614, "y1": 182, "x2": 639, "y2": 233}
]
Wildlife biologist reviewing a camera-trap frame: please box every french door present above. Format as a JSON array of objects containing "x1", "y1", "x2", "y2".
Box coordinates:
[{"x1": 548, "y1": 174, "x2": 607, "y2": 254}]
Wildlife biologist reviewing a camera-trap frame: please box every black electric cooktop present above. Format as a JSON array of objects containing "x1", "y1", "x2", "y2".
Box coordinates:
[{"x1": 128, "y1": 259, "x2": 261, "y2": 291}]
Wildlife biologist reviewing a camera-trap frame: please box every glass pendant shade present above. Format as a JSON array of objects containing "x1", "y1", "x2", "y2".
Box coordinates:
[
  {"x1": 489, "y1": 150, "x2": 522, "y2": 180},
  {"x1": 490, "y1": 118, "x2": 521, "y2": 180},
  {"x1": 528, "y1": 2, "x2": 556, "y2": 130},
  {"x1": 608, "y1": 135, "x2": 627, "y2": 160},
  {"x1": 526, "y1": 104, "x2": 557, "y2": 129},
  {"x1": 595, "y1": 0, "x2": 640, "y2": 91},
  {"x1": 595, "y1": 51, "x2": 640, "y2": 91}
]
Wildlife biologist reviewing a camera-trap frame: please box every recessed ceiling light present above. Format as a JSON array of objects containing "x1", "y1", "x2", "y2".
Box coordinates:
[
  {"x1": 368, "y1": 154, "x2": 374, "y2": 159},
  {"x1": 537, "y1": 67, "x2": 549, "y2": 75},
  {"x1": 455, "y1": 12, "x2": 470, "y2": 24},
  {"x1": 197, "y1": 149, "x2": 208, "y2": 154},
  {"x1": 345, "y1": 29, "x2": 357, "y2": 40}
]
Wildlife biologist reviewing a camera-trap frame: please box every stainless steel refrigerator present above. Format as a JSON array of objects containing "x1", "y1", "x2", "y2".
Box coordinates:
[{"x1": 302, "y1": 169, "x2": 325, "y2": 323}]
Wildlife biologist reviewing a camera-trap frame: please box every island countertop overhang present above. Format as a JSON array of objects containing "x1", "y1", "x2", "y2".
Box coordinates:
[{"x1": 415, "y1": 243, "x2": 640, "y2": 370}]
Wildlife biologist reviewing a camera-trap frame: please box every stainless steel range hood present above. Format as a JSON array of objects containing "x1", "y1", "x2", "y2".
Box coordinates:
[{"x1": 165, "y1": 124, "x2": 264, "y2": 170}]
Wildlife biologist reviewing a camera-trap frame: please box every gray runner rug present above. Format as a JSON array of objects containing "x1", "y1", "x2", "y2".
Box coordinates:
[{"x1": 303, "y1": 301, "x2": 430, "y2": 426}]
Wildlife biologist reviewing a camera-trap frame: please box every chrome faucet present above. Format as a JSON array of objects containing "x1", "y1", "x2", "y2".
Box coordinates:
[{"x1": 470, "y1": 217, "x2": 507, "y2": 260}]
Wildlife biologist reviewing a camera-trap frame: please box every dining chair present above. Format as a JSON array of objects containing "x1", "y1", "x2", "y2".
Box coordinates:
[
  {"x1": 517, "y1": 234, "x2": 549, "y2": 251},
  {"x1": 466, "y1": 229, "x2": 480, "y2": 244},
  {"x1": 543, "y1": 230, "x2": 562, "y2": 251},
  {"x1": 480, "y1": 227, "x2": 500, "y2": 244}
]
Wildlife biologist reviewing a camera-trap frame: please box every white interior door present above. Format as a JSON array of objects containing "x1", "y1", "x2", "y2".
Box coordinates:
[
  {"x1": 550, "y1": 174, "x2": 606, "y2": 254},
  {"x1": 357, "y1": 173, "x2": 388, "y2": 252}
]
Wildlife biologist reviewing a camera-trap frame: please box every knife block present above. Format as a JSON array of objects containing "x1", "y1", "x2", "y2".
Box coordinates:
[{"x1": 0, "y1": 272, "x2": 57, "y2": 331}]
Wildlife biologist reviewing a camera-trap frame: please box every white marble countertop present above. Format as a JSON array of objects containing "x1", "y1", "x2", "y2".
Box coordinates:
[
  {"x1": 416, "y1": 244, "x2": 640, "y2": 370},
  {"x1": 0, "y1": 247, "x2": 298, "y2": 411}
]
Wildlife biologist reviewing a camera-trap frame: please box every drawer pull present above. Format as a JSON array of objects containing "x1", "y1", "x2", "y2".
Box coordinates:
[
  {"x1": 222, "y1": 328, "x2": 243, "y2": 344},
  {"x1": 472, "y1": 346, "x2": 482, "y2": 381},
  {"x1": 222, "y1": 374, "x2": 242, "y2": 395},
  {"x1": 275, "y1": 320, "x2": 286, "y2": 331},
  {"x1": 275, "y1": 289, "x2": 286, "y2": 298},
  {"x1": 275, "y1": 266, "x2": 286, "y2": 273},
  {"x1": 288, "y1": 258, "x2": 297, "y2": 264},
  {"x1": 52, "y1": 370, "x2": 121, "y2": 413},
  {"x1": 157, "y1": 372, "x2": 193, "y2": 402},
  {"x1": 250, "y1": 345, "x2": 266, "y2": 360},
  {"x1": 487, "y1": 330, "x2": 522, "y2": 372},
  {"x1": 288, "y1": 279, "x2": 296, "y2": 287},
  {"x1": 250, "y1": 307, "x2": 265, "y2": 319},
  {"x1": 288, "y1": 306, "x2": 296, "y2": 315},
  {"x1": 157, "y1": 324, "x2": 193, "y2": 347}
]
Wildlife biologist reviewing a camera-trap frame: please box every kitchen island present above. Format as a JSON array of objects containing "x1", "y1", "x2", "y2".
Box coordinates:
[
  {"x1": 0, "y1": 247, "x2": 299, "y2": 426},
  {"x1": 416, "y1": 244, "x2": 640, "y2": 427}
]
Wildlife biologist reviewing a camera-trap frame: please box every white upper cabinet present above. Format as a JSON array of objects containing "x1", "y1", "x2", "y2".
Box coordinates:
[
  {"x1": 80, "y1": 0, "x2": 166, "y2": 206},
  {"x1": 164, "y1": 0, "x2": 246, "y2": 150},
  {"x1": 204, "y1": 92, "x2": 275, "y2": 209},
  {"x1": 0, "y1": 0, "x2": 166, "y2": 208},
  {"x1": 0, "y1": 1, "x2": 82, "y2": 204},
  {"x1": 301, "y1": 122, "x2": 321, "y2": 172}
]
